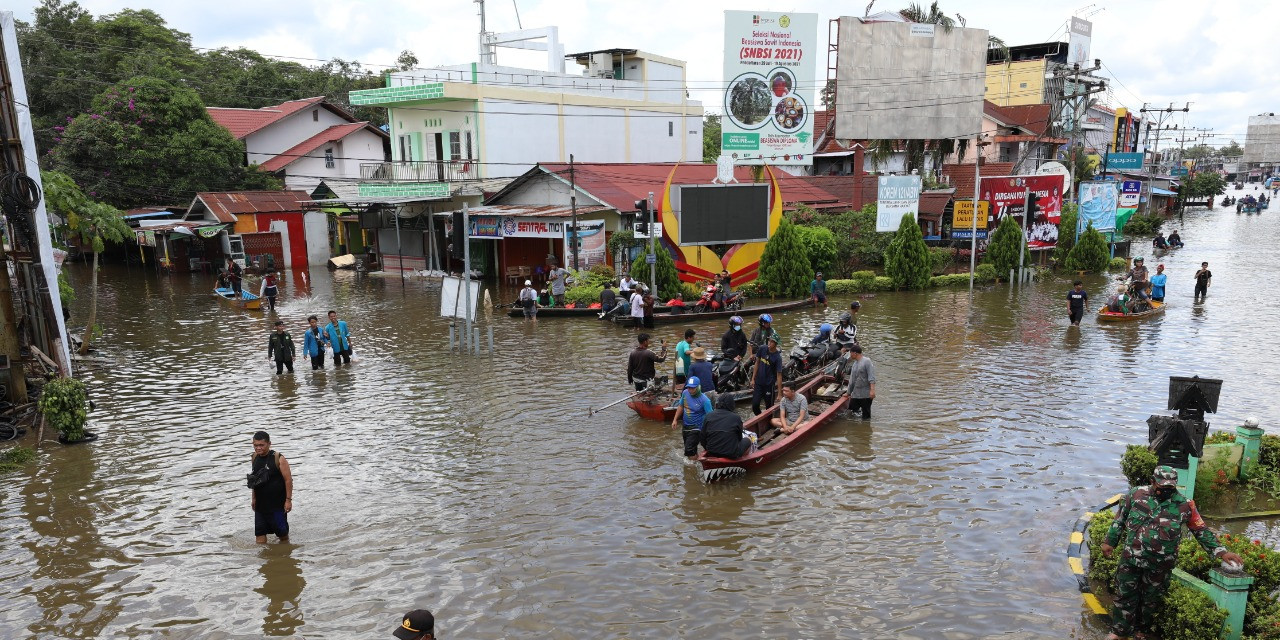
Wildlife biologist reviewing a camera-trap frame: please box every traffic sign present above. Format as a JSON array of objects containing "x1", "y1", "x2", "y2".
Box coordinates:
[{"x1": 645, "y1": 253, "x2": 656, "y2": 264}]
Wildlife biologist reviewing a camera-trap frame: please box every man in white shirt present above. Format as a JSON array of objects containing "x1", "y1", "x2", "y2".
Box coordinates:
[{"x1": 629, "y1": 286, "x2": 645, "y2": 329}]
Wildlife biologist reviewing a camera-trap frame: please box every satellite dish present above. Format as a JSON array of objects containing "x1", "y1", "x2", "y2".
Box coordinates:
[{"x1": 1037, "y1": 161, "x2": 1072, "y2": 187}]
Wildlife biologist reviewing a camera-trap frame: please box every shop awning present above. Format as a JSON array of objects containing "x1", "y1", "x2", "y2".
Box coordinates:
[
  {"x1": 437, "y1": 204, "x2": 612, "y2": 218},
  {"x1": 1151, "y1": 187, "x2": 1177, "y2": 196}
]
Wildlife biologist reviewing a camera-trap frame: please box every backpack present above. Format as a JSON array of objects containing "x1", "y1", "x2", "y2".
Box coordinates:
[{"x1": 246, "y1": 452, "x2": 282, "y2": 489}]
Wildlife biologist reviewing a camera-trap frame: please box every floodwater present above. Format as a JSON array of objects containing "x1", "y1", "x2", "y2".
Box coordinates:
[{"x1": 2, "y1": 197, "x2": 1279, "y2": 639}]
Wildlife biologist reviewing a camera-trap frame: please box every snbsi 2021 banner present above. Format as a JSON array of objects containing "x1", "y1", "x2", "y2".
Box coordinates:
[
  {"x1": 722, "y1": 11, "x2": 818, "y2": 166},
  {"x1": 978, "y1": 175, "x2": 1067, "y2": 248}
]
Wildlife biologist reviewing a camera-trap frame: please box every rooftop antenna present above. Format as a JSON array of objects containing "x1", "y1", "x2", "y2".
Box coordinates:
[
  {"x1": 513, "y1": 0, "x2": 522, "y2": 29},
  {"x1": 864, "y1": 1, "x2": 875, "y2": 17}
]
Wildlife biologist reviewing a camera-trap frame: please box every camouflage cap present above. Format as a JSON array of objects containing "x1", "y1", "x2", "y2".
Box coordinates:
[{"x1": 1152, "y1": 465, "x2": 1179, "y2": 487}]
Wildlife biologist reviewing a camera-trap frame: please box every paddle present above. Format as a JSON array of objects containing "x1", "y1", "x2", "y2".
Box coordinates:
[{"x1": 589, "y1": 389, "x2": 648, "y2": 416}]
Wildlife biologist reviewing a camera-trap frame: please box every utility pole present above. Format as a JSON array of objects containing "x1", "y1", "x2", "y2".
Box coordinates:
[
  {"x1": 1056, "y1": 59, "x2": 1106, "y2": 202},
  {"x1": 968, "y1": 137, "x2": 989, "y2": 292},
  {"x1": 1138, "y1": 102, "x2": 1190, "y2": 214},
  {"x1": 569, "y1": 154, "x2": 579, "y2": 270},
  {"x1": 647, "y1": 191, "x2": 656, "y2": 300}
]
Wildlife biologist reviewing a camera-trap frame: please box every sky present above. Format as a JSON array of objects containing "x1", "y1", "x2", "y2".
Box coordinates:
[{"x1": 16, "y1": 0, "x2": 1274, "y2": 149}]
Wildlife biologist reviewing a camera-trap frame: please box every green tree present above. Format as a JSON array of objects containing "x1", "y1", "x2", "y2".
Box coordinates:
[
  {"x1": 1064, "y1": 222, "x2": 1110, "y2": 273},
  {"x1": 1066, "y1": 145, "x2": 1098, "y2": 194},
  {"x1": 43, "y1": 170, "x2": 131, "y2": 354},
  {"x1": 884, "y1": 213, "x2": 932, "y2": 289},
  {"x1": 630, "y1": 244, "x2": 680, "y2": 301},
  {"x1": 985, "y1": 214, "x2": 1028, "y2": 277},
  {"x1": 702, "y1": 114, "x2": 721, "y2": 163},
  {"x1": 1053, "y1": 202, "x2": 1079, "y2": 264},
  {"x1": 1219, "y1": 140, "x2": 1243, "y2": 157},
  {"x1": 756, "y1": 218, "x2": 811, "y2": 297},
  {"x1": 1182, "y1": 171, "x2": 1227, "y2": 199},
  {"x1": 50, "y1": 76, "x2": 278, "y2": 207},
  {"x1": 1182, "y1": 144, "x2": 1216, "y2": 161},
  {"x1": 793, "y1": 224, "x2": 838, "y2": 275}
]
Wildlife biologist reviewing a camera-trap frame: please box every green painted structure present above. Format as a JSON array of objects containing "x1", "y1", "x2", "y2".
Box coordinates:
[
  {"x1": 358, "y1": 183, "x2": 449, "y2": 199},
  {"x1": 1172, "y1": 568, "x2": 1254, "y2": 640},
  {"x1": 350, "y1": 83, "x2": 446, "y2": 106}
]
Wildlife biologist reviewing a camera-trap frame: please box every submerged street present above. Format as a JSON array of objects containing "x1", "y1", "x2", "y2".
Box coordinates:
[{"x1": 2, "y1": 203, "x2": 1279, "y2": 638}]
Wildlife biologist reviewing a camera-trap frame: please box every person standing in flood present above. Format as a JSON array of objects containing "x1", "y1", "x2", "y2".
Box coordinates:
[
  {"x1": 842, "y1": 344, "x2": 877, "y2": 419},
  {"x1": 302, "y1": 315, "x2": 328, "y2": 370},
  {"x1": 1067, "y1": 281, "x2": 1088, "y2": 326},
  {"x1": 249, "y1": 431, "x2": 293, "y2": 544},
  {"x1": 259, "y1": 271, "x2": 281, "y2": 312},
  {"x1": 1194, "y1": 262, "x2": 1212, "y2": 302},
  {"x1": 326, "y1": 310, "x2": 352, "y2": 366},
  {"x1": 267, "y1": 320, "x2": 295, "y2": 375}
]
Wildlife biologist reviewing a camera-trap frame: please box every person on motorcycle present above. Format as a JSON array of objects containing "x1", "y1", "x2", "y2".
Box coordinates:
[
  {"x1": 721, "y1": 316, "x2": 748, "y2": 360},
  {"x1": 749, "y1": 314, "x2": 781, "y2": 350},
  {"x1": 1123, "y1": 257, "x2": 1150, "y2": 300},
  {"x1": 835, "y1": 312, "x2": 858, "y2": 349},
  {"x1": 810, "y1": 323, "x2": 833, "y2": 346}
]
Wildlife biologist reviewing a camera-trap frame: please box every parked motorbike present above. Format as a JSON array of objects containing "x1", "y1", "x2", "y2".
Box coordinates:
[
  {"x1": 691, "y1": 286, "x2": 747, "y2": 313},
  {"x1": 711, "y1": 351, "x2": 750, "y2": 393},
  {"x1": 783, "y1": 339, "x2": 833, "y2": 381}
]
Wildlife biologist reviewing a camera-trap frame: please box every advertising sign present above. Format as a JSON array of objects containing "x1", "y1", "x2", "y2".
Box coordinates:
[
  {"x1": 1078, "y1": 182, "x2": 1120, "y2": 232},
  {"x1": 1120, "y1": 181, "x2": 1142, "y2": 208},
  {"x1": 564, "y1": 220, "x2": 607, "y2": 268},
  {"x1": 722, "y1": 11, "x2": 818, "y2": 165},
  {"x1": 951, "y1": 200, "x2": 990, "y2": 239},
  {"x1": 500, "y1": 217, "x2": 566, "y2": 238},
  {"x1": 876, "y1": 175, "x2": 922, "y2": 232},
  {"x1": 1105, "y1": 152, "x2": 1144, "y2": 170},
  {"x1": 469, "y1": 215, "x2": 501, "y2": 238},
  {"x1": 978, "y1": 174, "x2": 1067, "y2": 248},
  {"x1": 1068, "y1": 17, "x2": 1092, "y2": 68}
]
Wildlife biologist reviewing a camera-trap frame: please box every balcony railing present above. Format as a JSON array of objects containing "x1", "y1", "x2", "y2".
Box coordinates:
[{"x1": 359, "y1": 161, "x2": 475, "y2": 183}]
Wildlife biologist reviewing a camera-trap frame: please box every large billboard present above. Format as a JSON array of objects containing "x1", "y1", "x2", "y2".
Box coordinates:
[
  {"x1": 674, "y1": 183, "x2": 771, "y2": 245},
  {"x1": 1068, "y1": 17, "x2": 1092, "y2": 67},
  {"x1": 876, "y1": 175, "x2": 922, "y2": 232},
  {"x1": 835, "y1": 18, "x2": 987, "y2": 140},
  {"x1": 978, "y1": 175, "x2": 1067, "y2": 248},
  {"x1": 1078, "y1": 182, "x2": 1119, "y2": 232},
  {"x1": 722, "y1": 11, "x2": 818, "y2": 166}
]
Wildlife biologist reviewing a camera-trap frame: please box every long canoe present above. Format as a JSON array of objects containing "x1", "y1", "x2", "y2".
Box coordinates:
[
  {"x1": 213, "y1": 287, "x2": 262, "y2": 310},
  {"x1": 614, "y1": 298, "x2": 812, "y2": 326},
  {"x1": 506, "y1": 304, "x2": 671, "y2": 318},
  {"x1": 625, "y1": 356, "x2": 840, "y2": 422},
  {"x1": 698, "y1": 374, "x2": 849, "y2": 481},
  {"x1": 1097, "y1": 300, "x2": 1164, "y2": 323}
]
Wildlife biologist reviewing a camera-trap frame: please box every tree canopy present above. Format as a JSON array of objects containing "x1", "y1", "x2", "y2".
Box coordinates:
[{"x1": 756, "y1": 219, "x2": 811, "y2": 297}]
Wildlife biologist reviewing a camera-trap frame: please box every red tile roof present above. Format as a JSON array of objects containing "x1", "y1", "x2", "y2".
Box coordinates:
[
  {"x1": 995, "y1": 104, "x2": 1053, "y2": 137},
  {"x1": 206, "y1": 97, "x2": 336, "y2": 139},
  {"x1": 941, "y1": 162, "x2": 1016, "y2": 195},
  {"x1": 259, "y1": 122, "x2": 380, "y2": 173},
  {"x1": 188, "y1": 190, "x2": 309, "y2": 223}
]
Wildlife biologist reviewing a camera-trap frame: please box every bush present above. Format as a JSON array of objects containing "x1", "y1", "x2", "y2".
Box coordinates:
[
  {"x1": 0, "y1": 446, "x2": 36, "y2": 473},
  {"x1": 1087, "y1": 509, "x2": 1119, "y2": 587},
  {"x1": 1123, "y1": 212, "x2": 1166, "y2": 236},
  {"x1": 564, "y1": 284, "x2": 602, "y2": 306},
  {"x1": 1151, "y1": 582, "x2": 1228, "y2": 640},
  {"x1": 975, "y1": 263, "x2": 998, "y2": 283},
  {"x1": 985, "y1": 215, "x2": 1030, "y2": 277},
  {"x1": 1054, "y1": 202, "x2": 1079, "y2": 264},
  {"x1": 757, "y1": 218, "x2": 812, "y2": 297},
  {"x1": 1065, "y1": 223, "x2": 1111, "y2": 273},
  {"x1": 824, "y1": 279, "x2": 859, "y2": 295},
  {"x1": 1122, "y1": 445, "x2": 1159, "y2": 487},
  {"x1": 871, "y1": 276, "x2": 895, "y2": 291},
  {"x1": 1108, "y1": 257, "x2": 1129, "y2": 272},
  {"x1": 1259, "y1": 434, "x2": 1280, "y2": 470},
  {"x1": 885, "y1": 213, "x2": 932, "y2": 290},
  {"x1": 630, "y1": 244, "x2": 681, "y2": 300},
  {"x1": 1205, "y1": 431, "x2": 1236, "y2": 445},
  {"x1": 928, "y1": 246, "x2": 953, "y2": 275},
  {"x1": 38, "y1": 377, "x2": 88, "y2": 442},
  {"x1": 929, "y1": 273, "x2": 970, "y2": 287},
  {"x1": 794, "y1": 224, "x2": 838, "y2": 276}
]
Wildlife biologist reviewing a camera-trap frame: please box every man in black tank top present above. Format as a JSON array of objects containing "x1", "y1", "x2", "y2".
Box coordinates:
[{"x1": 251, "y1": 431, "x2": 293, "y2": 543}]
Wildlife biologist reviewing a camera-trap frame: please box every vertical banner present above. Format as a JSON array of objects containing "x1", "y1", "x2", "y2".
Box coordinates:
[
  {"x1": 876, "y1": 175, "x2": 922, "y2": 232},
  {"x1": 722, "y1": 11, "x2": 818, "y2": 166},
  {"x1": 1068, "y1": 17, "x2": 1092, "y2": 67},
  {"x1": 978, "y1": 175, "x2": 1066, "y2": 247},
  {"x1": 564, "y1": 220, "x2": 607, "y2": 268},
  {"x1": 1078, "y1": 182, "x2": 1120, "y2": 232}
]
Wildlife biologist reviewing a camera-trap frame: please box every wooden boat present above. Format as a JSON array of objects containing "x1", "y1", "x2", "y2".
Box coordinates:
[
  {"x1": 698, "y1": 374, "x2": 850, "y2": 482},
  {"x1": 506, "y1": 304, "x2": 670, "y2": 318},
  {"x1": 612, "y1": 298, "x2": 812, "y2": 325},
  {"x1": 213, "y1": 287, "x2": 262, "y2": 310},
  {"x1": 1097, "y1": 300, "x2": 1164, "y2": 323},
  {"x1": 628, "y1": 387, "x2": 751, "y2": 422}
]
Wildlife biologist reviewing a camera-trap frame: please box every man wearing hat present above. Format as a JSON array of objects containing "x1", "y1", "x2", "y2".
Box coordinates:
[
  {"x1": 670, "y1": 375, "x2": 713, "y2": 459},
  {"x1": 392, "y1": 609, "x2": 434, "y2": 639},
  {"x1": 687, "y1": 346, "x2": 716, "y2": 393},
  {"x1": 518, "y1": 279, "x2": 539, "y2": 319},
  {"x1": 1101, "y1": 465, "x2": 1243, "y2": 640}
]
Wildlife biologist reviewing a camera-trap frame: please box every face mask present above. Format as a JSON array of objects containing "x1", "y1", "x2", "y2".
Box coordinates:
[
  {"x1": 734, "y1": 326, "x2": 741, "y2": 331},
  {"x1": 1154, "y1": 487, "x2": 1175, "y2": 500}
]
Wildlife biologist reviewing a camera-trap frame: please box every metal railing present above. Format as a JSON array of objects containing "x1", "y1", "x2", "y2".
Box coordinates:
[{"x1": 359, "y1": 161, "x2": 475, "y2": 183}]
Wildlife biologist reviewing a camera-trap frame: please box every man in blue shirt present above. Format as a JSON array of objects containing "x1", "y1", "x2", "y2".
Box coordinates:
[
  {"x1": 671, "y1": 376, "x2": 713, "y2": 459},
  {"x1": 687, "y1": 346, "x2": 716, "y2": 393},
  {"x1": 326, "y1": 310, "x2": 352, "y2": 366},
  {"x1": 810, "y1": 272, "x2": 827, "y2": 309},
  {"x1": 751, "y1": 337, "x2": 784, "y2": 415},
  {"x1": 1150, "y1": 264, "x2": 1168, "y2": 302}
]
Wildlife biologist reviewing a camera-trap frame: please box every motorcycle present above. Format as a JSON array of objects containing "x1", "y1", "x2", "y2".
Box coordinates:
[
  {"x1": 691, "y1": 286, "x2": 747, "y2": 313},
  {"x1": 783, "y1": 339, "x2": 834, "y2": 381},
  {"x1": 711, "y1": 350, "x2": 751, "y2": 393}
]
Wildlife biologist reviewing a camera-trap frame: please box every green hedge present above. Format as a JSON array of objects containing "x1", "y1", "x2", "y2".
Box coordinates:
[{"x1": 1108, "y1": 257, "x2": 1129, "y2": 272}]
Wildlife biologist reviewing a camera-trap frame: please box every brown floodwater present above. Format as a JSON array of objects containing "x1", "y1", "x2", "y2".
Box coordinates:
[{"x1": 3, "y1": 201, "x2": 1279, "y2": 639}]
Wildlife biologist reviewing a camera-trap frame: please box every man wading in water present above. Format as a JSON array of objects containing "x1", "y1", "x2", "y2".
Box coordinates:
[{"x1": 249, "y1": 431, "x2": 293, "y2": 544}]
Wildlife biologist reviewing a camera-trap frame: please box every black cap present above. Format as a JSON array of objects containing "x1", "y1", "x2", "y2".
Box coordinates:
[{"x1": 393, "y1": 609, "x2": 434, "y2": 639}]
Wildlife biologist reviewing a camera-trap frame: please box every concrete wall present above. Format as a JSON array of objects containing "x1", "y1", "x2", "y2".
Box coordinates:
[
  {"x1": 985, "y1": 60, "x2": 1047, "y2": 107},
  {"x1": 283, "y1": 129, "x2": 387, "y2": 193},
  {"x1": 244, "y1": 108, "x2": 351, "y2": 166},
  {"x1": 1244, "y1": 115, "x2": 1280, "y2": 164}
]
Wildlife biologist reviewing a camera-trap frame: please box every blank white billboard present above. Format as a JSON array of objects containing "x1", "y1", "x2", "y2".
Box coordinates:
[{"x1": 834, "y1": 18, "x2": 987, "y2": 141}]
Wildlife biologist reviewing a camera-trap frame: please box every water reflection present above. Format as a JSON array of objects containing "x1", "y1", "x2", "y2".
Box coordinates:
[{"x1": 256, "y1": 546, "x2": 305, "y2": 637}]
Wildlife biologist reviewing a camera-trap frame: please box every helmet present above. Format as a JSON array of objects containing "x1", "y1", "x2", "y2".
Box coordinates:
[
  {"x1": 840, "y1": 312, "x2": 852, "y2": 324},
  {"x1": 819, "y1": 323, "x2": 833, "y2": 333},
  {"x1": 686, "y1": 376, "x2": 701, "y2": 390},
  {"x1": 1134, "y1": 256, "x2": 1145, "y2": 263},
  {"x1": 850, "y1": 301, "x2": 862, "y2": 310},
  {"x1": 759, "y1": 313, "x2": 773, "y2": 323},
  {"x1": 729, "y1": 315, "x2": 743, "y2": 326}
]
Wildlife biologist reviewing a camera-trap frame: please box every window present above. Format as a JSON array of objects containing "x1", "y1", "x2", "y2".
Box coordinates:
[
  {"x1": 449, "y1": 131, "x2": 462, "y2": 161},
  {"x1": 668, "y1": 121, "x2": 674, "y2": 137},
  {"x1": 464, "y1": 131, "x2": 473, "y2": 160},
  {"x1": 325, "y1": 148, "x2": 335, "y2": 169},
  {"x1": 398, "y1": 134, "x2": 414, "y2": 162},
  {"x1": 313, "y1": 109, "x2": 319, "y2": 121}
]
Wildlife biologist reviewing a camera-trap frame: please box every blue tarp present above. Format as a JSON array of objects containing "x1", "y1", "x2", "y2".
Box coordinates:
[{"x1": 1151, "y1": 187, "x2": 1177, "y2": 196}]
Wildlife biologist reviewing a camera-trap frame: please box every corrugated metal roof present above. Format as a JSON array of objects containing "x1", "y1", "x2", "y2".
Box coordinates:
[
  {"x1": 445, "y1": 204, "x2": 612, "y2": 218},
  {"x1": 189, "y1": 191, "x2": 309, "y2": 222}
]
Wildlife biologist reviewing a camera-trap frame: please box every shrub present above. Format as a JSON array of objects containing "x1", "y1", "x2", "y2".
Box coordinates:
[
  {"x1": 564, "y1": 284, "x2": 602, "y2": 306},
  {"x1": 1087, "y1": 509, "x2": 1119, "y2": 587},
  {"x1": 737, "y1": 280, "x2": 764, "y2": 297},
  {"x1": 1123, "y1": 212, "x2": 1166, "y2": 236},
  {"x1": 974, "y1": 263, "x2": 998, "y2": 283},
  {"x1": 1122, "y1": 445, "x2": 1159, "y2": 487},
  {"x1": 885, "y1": 213, "x2": 932, "y2": 290},
  {"x1": 1195, "y1": 453, "x2": 1235, "y2": 508},
  {"x1": 1065, "y1": 223, "x2": 1111, "y2": 273},
  {"x1": 630, "y1": 244, "x2": 681, "y2": 300},
  {"x1": 825, "y1": 279, "x2": 859, "y2": 295},
  {"x1": 0, "y1": 446, "x2": 36, "y2": 473},
  {"x1": 39, "y1": 377, "x2": 88, "y2": 442},
  {"x1": 1108, "y1": 257, "x2": 1129, "y2": 271},
  {"x1": 757, "y1": 218, "x2": 812, "y2": 297},
  {"x1": 794, "y1": 224, "x2": 838, "y2": 276},
  {"x1": 1151, "y1": 582, "x2": 1228, "y2": 640},
  {"x1": 928, "y1": 246, "x2": 954, "y2": 275},
  {"x1": 1259, "y1": 434, "x2": 1280, "y2": 470},
  {"x1": 1054, "y1": 202, "x2": 1079, "y2": 264},
  {"x1": 1206, "y1": 431, "x2": 1236, "y2": 445},
  {"x1": 871, "y1": 276, "x2": 895, "y2": 291},
  {"x1": 1179, "y1": 533, "x2": 1280, "y2": 594},
  {"x1": 985, "y1": 215, "x2": 1030, "y2": 277}
]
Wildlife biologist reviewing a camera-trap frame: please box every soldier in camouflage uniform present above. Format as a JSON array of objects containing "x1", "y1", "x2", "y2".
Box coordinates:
[{"x1": 1100, "y1": 465, "x2": 1243, "y2": 639}]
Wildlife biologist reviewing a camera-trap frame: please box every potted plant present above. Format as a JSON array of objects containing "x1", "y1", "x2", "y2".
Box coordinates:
[{"x1": 39, "y1": 377, "x2": 95, "y2": 444}]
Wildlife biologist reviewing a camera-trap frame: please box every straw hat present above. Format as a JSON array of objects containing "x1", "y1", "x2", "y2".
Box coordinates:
[{"x1": 691, "y1": 346, "x2": 707, "y2": 360}]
